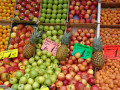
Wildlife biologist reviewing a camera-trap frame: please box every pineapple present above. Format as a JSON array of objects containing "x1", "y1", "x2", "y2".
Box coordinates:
[
  {"x1": 92, "y1": 37, "x2": 105, "y2": 69},
  {"x1": 23, "y1": 30, "x2": 42, "y2": 58},
  {"x1": 56, "y1": 31, "x2": 71, "y2": 61}
]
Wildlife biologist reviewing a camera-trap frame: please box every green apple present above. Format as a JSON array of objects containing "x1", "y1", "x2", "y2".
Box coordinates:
[
  {"x1": 58, "y1": 30, "x2": 63, "y2": 35},
  {"x1": 47, "y1": 69, "x2": 53, "y2": 74},
  {"x1": 48, "y1": 0, "x2": 53, "y2": 4},
  {"x1": 10, "y1": 77, "x2": 17, "y2": 84},
  {"x1": 45, "y1": 62, "x2": 51, "y2": 67},
  {"x1": 52, "y1": 10, "x2": 57, "y2": 14},
  {"x1": 63, "y1": 4, "x2": 68, "y2": 9},
  {"x1": 46, "y1": 31, "x2": 52, "y2": 36},
  {"x1": 25, "y1": 68, "x2": 30, "y2": 73},
  {"x1": 42, "y1": 50, "x2": 47, "y2": 55},
  {"x1": 46, "y1": 58, "x2": 51, "y2": 63},
  {"x1": 18, "y1": 84, "x2": 24, "y2": 90},
  {"x1": 42, "y1": 9, "x2": 47, "y2": 13},
  {"x1": 40, "y1": 64, "x2": 46, "y2": 69},
  {"x1": 15, "y1": 71, "x2": 23, "y2": 79},
  {"x1": 27, "y1": 78, "x2": 34, "y2": 85},
  {"x1": 47, "y1": 52, "x2": 52, "y2": 57},
  {"x1": 43, "y1": 0, "x2": 47, "y2": 4},
  {"x1": 29, "y1": 57, "x2": 34, "y2": 64},
  {"x1": 51, "y1": 14, "x2": 56, "y2": 19},
  {"x1": 53, "y1": 5, "x2": 57, "y2": 10},
  {"x1": 44, "y1": 78, "x2": 52, "y2": 86},
  {"x1": 59, "y1": 35, "x2": 63, "y2": 40},
  {"x1": 34, "y1": 66, "x2": 40, "y2": 72},
  {"x1": 57, "y1": 14, "x2": 61, "y2": 19},
  {"x1": 24, "y1": 73, "x2": 30, "y2": 79},
  {"x1": 50, "y1": 56, "x2": 56, "y2": 61},
  {"x1": 32, "y1": 82, "x2": 40, "y2": 89},
  {"x1": 42, "y1": 34, "x2": 47, "y2": 39},
  {"x1": 43, "y1": 74, "x2": 49, "y2": 79},
  {"x1": 38, "y1": 69, "x2": 45, "y2": 76},
  {"x1": 61, "y1": 26, "x2": 65, "y2": 30},
  {"x1": 55, "y1": 25, "x2": 60, "y2": 30},
  {"x1": 24, "y1": 84, "x2": 32, "y2": 90},
  {"x1": 55, "y1": 71, "x2": 61, "y2": 75},
  {"x1": 19, "y1": 76, "x2": 27, "y2": 84},
  {"x1": 36, "y1": 49, "x2": 41, "y2": 52},
  {"x1": 55, "y1": 39, "x2": 60, "y2": 43},
  {"x1": 62, "y1": 14, "x2": 67, "y2": 19},
  {"x1": 52, "y1": 36, "x2": 57, "y2": 41},
  {"x1": 50, "y1": 19, "x2": 55, "y2": 23},
  {"x1": 47, "y1": 9, "x2": 52, "y2": 14},
  {"x1": 52, "y1": 64, "x2": 59, "y2": 68},
  {"x1": 52, "y1": 30, "x2": 57, "y2": 35},
  {"x1": 58, "y1": 4, "x2": 62, "y2": 9},
  {"x1": 46, "y1": 14, "x2": 51, "y2": 19},
  {"x1": 40, "y1": 17, "x2": 45, "y2": 23},
  {"x1": 41, "y1": 13, "x2": 46, "y2": 18},
  {"x1": 56, "y1": 19, "x2": 60, "y2": 23},
  {"x1": 40, "y1": 85, "x2": 47, "y2": 89},
  {"x1": 32, "y1": 62, "x2": 37, "y2": 67},
  {"x1": 54, "y1": 0, "x2": 58, "y2": 5},
  {"x1": 50, "y1": 76, "x2": 57, "y2": 83},
  {"x1": 49, "y1": 26, "x2": 54, "y2": 30},
  {"x1": 63, "y1": 9, "x2": 68, "y2": 14},
  {"x1": 58, "y1": 10, "x2": 63, "y2": 14},
  {"x1": 23, "y1": 60, "x2": 29, "y2": 66},
  {"x1": 61, "y1": 19, "x2": 65, "y2": 23},
  {"x1": 37, "y1": 59, "x2": 43, "y2": 65},
  {"x1": 55, "y1": 68, "x2": 61, "y2": 72},
  {"x1": 44, "y1": 26, "x2": 49, "y2": 31},
  {"x1": 48, "y1": 4, "x2": 52, "y2": 9},
  {"x1": 45, "y1": 19, "x2": 50, "y2": 23},
  {"x1": 54, "y1": 59, "x2": 59, "y2": 64},
  {"x1": 30, "y1": 70, "x2": 38, "y2": 79},
  {"x1": 64, "y1": 0, "x2": 68, "y2": 4},
  {"x1": 47, "y1": 36, "x2": 52, "y2": 39},
  {"x1": 26, "y1": 65, "x2": 32, "y2": 69},
  {"x1": 59, "y1": 0, "x2": 63, "y2": 4},
  {"x1": 11, "y1": 84, "x2": 18, "y2": 90},
  {"x1": 36, "y1": 50, "x2": 42, "y2": 56},
  {"x1": 42, "y1": 4, "x2": 47, "y2": 8},
  {"x1": 34, "y1": 55, "x2": 40, "y2": 61},
  {"x1": 31, "y1": 67, "x2": 35, "y2": 70},
  {"x1": 38, "y1": 25, "x2": 44, "y2": 31},
  {"x1": 51, "y1": 74, "x2": 57, "y2": 79},
  {"x1": 48, "y1": 66, "x2": 53, "y2": 70},
  {"x1": 37, "y1": 76, "x2": 45, "y2": 84}
]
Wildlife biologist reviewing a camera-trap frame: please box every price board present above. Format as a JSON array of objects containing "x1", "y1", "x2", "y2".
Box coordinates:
[
  {"x1": 41, "y1": 38, "x2": 59, "y2": 56},
  {"x1": 0, "y1": 49, "x2": 18, "y2": 59},
  {"x1": 104, "y1": 45, "x2": 120, "y2": 59},
  {"x1": 40, "y1": 87, "x2": 49, "y2": 90},
  {"x1": 72, "y1": 43, "x2": 93, "y2": 59}
]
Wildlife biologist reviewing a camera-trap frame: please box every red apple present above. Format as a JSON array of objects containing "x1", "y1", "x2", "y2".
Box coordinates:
[
  {"x1": 92, "y1": 9, "x2": 97, "y2": 14},
  {"x1": 17, "y1": 0, "x2": 22, "y2": 4},
  {"x1": 63, "y1": 80, "x2": 69, "y2": 86},
  {"x1": 76, "y1": 10, "x2": 80, "y2": 15},
  {"x1": 85, "y1": 5, "x2": 90, "y2": 10},
  {"x1": 69, "y1": 79, "x2": 77, "y2": 85},
  {"x1": 80, "y1": 19, "x2": 85, "y2": 23},
  {"x1": 79, "y1": 65, "x2": 86, "y2": 71},
  {"x1": 75, "y1": 82, "x2": 84, "y2": 90},
  {"x1": 87, "y1": 1, "x2": 92, "y2": 6},
  {"x1": 84, "y1": 14, "x2": 89, "y2": 19},
  {"x1": 76, "y1": 1, "x2": 81, "y2": 6},
  {"x1": 70, "y1": 46, "x2": 74, "y2": 51},
  {"x1": 49, "y1": 83, "x2": 56, "y2": 90},
  {"x1": 4, "y1": 64, "x2": 11, "y2": 69},
  {"x1": 81, "y1": 10, "x2": 86, "y2": 15},
  {"x1": 70, "y1": 41, "x2": 74, "y2": 46},
  {"x1": 21, "y1": 1, "x2": 27, "y2": 7},
  {"x1": 14, "y1": 43, "x2": 19, "y2": 48},
  {"x1": 88, "y1": 78, "x2": 95, "y2": 85},
  {"x1": 58, "y1": 73, "x2": 65, "y2": 81},
  {"x1": 55, "y1": 81, "x2": 63, "y2": 88},
  {"x1": 69, "y1": 19, "x2": 74, "y2": 23},
  {"x1": 4, "y1": 81, "x2": 11, "y2": 87},
  {"x1": 69, "y1": 5, "x2": 74, "y2": 10},
  {"x1": 59, "y1": 86, "x2": 67, "y2": 90},
  {"x1": 3, "y1": 58, "x2": 10, "y2": 64},
  {"x1": 75, "y1": 75, "x2": 81, "y2": 81},
  {"x1": 91, "y1": 19, "x2": 96, "y2": 23},
  {"x1": 86, "y1": 19, "x2": 91, "y2": 23},
  {"x1": 8, "y1": 45, "x2": 14, "y2": 50},
  {"x1": 60, "y1": 61, "x2": 66, "y2": 65},
  {"x1": 20, "y1": 7, "x2": 26, "y2": 13},
  {"x1": 77, "y1": 28, "x2": 82, "y2": 33},
  {"x1": 83, "y1": 28, "x2": 89, "y2": 33},
  {"x1": 71, "y1": 1, "x2": 76, "y2": 6},
  {"x1": 90, "y1": 85, "x2": 99, "y2": 90},
  {"x1": 13, "y1": 58, "x2": 19, "y2": 63},
  {"x1": 68, "y1": 14, "x2": 73, "y2": 19},
  {"x1": 67, "y1": 84, "x2": 75, "y2": 90},
  {"x1": 91, "y1": 14, "x2": 96, "y2": 19},
  {"x1": 79, "y1": 14, "x2": 84, "y2": 19},
  {"x1": 89, "y1": 38, "x2": 93, "y2": 43},
  {"x1": 67, "y1": 27, "x2": 72, "y2": 32},
  {"x1": 91, "y1": 34, "x2": 95, "y2": 38},
  {"x1": 74, "y1": 32, "x2": 79, "y2": 37},
  {"x1": 70, "y1": 10, "x2": 75, "y2": 15},
  {"x1": 35, "y1": 4, "x2": 40, "y2": 11},
  {"x1": 30, "y1": 7, "x2": 35, "y2": 13},
  {"x1": 70, "y1": 56, "x2": 76, "y2": 61},
  {"x1": 74, "y1": 53, "x2": 81, "y2": 59},
  {"x1": 79, "y1": 5, "x2": 84, "y2": 10},
  {"x1": 93, "y1": 1, "x2": 98, "y2": 6},
  {"x1": 65, "y1": 74, "x2": 72, "y2": 81},
  {"x1": 78, "y1": 58, "x2": 84, "y2": 64},
  {"x1": 10, "y1": 38, "x2": 15, "y2": 45},
  {"x1": 86, "y1": 33, "x2": 91, "y2": 38},
  {"x1": 77, "y1": 36, "x2": 82, "y2": 41},
  {"x1": 80, "y1": 32, "x2": 85, "y2": 37},
  {"x1": 20, "y1": 34, "x2": 26, "y2": 40},
  {"x1": 74, "y1": 19, "x2": 79, "y2": 23},
  {"x1": 82, "y1": 1, "x2": 86, "y2": 5},
  {"x1": 87, "y1": 10, "x2": 92, "y2": 14},
  {"x1": 61, "y1": 66, "x2": 68, "y2": 71},
  {"x1": 90, "y1": 5, "x2": 96, "y2": 10}
]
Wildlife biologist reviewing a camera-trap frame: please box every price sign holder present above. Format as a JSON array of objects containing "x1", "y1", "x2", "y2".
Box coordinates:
[
  {"x1": 41, "y1": 38, "x2": 59, "y2": 56},
  {"x1": 40, "y1": 87, "x2": 49, "y2": 90},
  {"x1": 0, "y1": 85, "x2": 7, "y2": 90},
  {"x1": 0, "y1": 49, "x2": 18, "y2": 59},
  {"x1": 104, "y1": 45, "x2": 120, "y2": 59},
  {"x1": 72, "y1": 43, "x2": 93, "y2": 59}
]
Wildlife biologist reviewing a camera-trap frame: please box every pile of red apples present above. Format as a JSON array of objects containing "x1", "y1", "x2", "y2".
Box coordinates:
[
  {"x1": 67, "y1": 27, "x2": 95, "y2": 56},
  {"x1": 49, "y1": 53, "x2": 99, "y2": 90},
  {"x1": 15, "y1": 0, "x2": 40, "y2": 21},
  {"x1": 68, "y1": 0, "x2": 98, "y2": 23}
]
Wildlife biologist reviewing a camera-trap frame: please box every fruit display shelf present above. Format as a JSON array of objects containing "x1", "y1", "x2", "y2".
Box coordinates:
[
  {"x1": 100, "y1": 28, "x2": 120, "y2": 46},
  {"x1": 13, "y1": 0, "x2": 41, "y2": 23},
  {"x1": 67, "y1": 0, "x2": 99, "y2": 27},
  {"x1": 39, "y1": 0, "x2": 69, "y2": 25},
  {"x1": 38, "y1": 24, "x2": 66, "y2": 45}
]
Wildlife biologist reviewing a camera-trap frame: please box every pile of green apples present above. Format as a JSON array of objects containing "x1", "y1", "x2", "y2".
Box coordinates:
[
  {"x1": 40, "y1": 0, "x2": 68, "y2": 23},
  {"x1": 10, "y1": 50, "x2": 61, "y2": 90},
  {"x1": 38, "y1": 25, "x2": 65, "y2": 44}
]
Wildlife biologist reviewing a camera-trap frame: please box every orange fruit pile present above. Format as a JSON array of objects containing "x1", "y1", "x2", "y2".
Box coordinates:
[
  {"x1": 102, "y1": 0, "x2": 120, "y2": 2},
  {"x1": 100, "y1": 28, "x2": 120, "y2": 45},
  {"x1": 0, "y1": 0, "x2": 15, "y2": 20},
  {"x1": 0, "y1": 25, "x2": 10, "y2": 52},
  {"x1": 96, "y1": 59, "x2": 120, "y2": 90},
  {"x1": 101, "y1": 8, "x2": 120, "y2": 25}
]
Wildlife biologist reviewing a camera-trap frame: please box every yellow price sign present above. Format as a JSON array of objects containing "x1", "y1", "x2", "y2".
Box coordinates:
[
  {"x1": 0, "y1": 49, "x2": 18, "y2": 59},
  {"x1": 0, "y1": 88, "x2": 3, "y2": 90},
  {"x1": 40, "y1": 87, "x2": 49, "y2": 90}
]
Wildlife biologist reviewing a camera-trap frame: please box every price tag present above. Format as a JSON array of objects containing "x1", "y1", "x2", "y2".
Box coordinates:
[
  {"x1": 0, "y1": 85, "x2": 7, "y2": 89},
  {"x1": 72, "y1": 43, "x2": 93, "y2": 59},
  {"x1": 104, "y1": 45, "x2": 120, "y2": 59},
  {"x1": 40, "y1": 87, "x2": 49, "y2": 90},
  {"x1": 41, "y1": 38, "x2": 59, "y2": 56},
  {"x1": 0, "y1": 89, "x2": 3, "y2": 90},
  {"x1": 0, "y1": 49, "x2": 18, "y2": 59}
]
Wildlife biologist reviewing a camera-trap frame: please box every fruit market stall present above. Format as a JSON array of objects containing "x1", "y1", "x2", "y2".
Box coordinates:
[{"x1": 0, "y1": 0, "x2": 120, "y2": 90}]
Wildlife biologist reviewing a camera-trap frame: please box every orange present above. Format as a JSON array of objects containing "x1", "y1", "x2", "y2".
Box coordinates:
[
  {"x1": 0, "y1": 41, "x2": 3, "y2": 45},
  {"x1": 2, "y1": 39, "x2": 6, "y2": 43},
  {"x1": 6, "y1": 25, "x2": 10, "y2": 29},
  {"x1": 0, "y1": 9, "x2": 3, "y2": 13},
  {"x1": 0, "y1": 29, "x2": 3, "y2": 33},
  {"x1": 3, "y1": 17, "x2": 7, "y2": 20},
  {"x1": 0, "y1": 25, "x2": 2, "y2": 29},
  {"x1": 2, "y1": 34, "x2": 6, "y2": 38},
  {"x1": 0, "y1": 16, "x2": 2, "y2": 19},
  {"x1": 0, "y1": 37, "x2": 2, "y2": 40},
  {"x1": 7, "y1": 33, "x2": 9, "y2": 37},
  {"x1": 2, "y1": 26, "x2": 6, "y2": 29},
  {"x1": 3, "y1": 30, "x2": 7, "y2": 34},
  {"x1": 2, "y1": 13, "x2": 6, "y2": 17}
]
